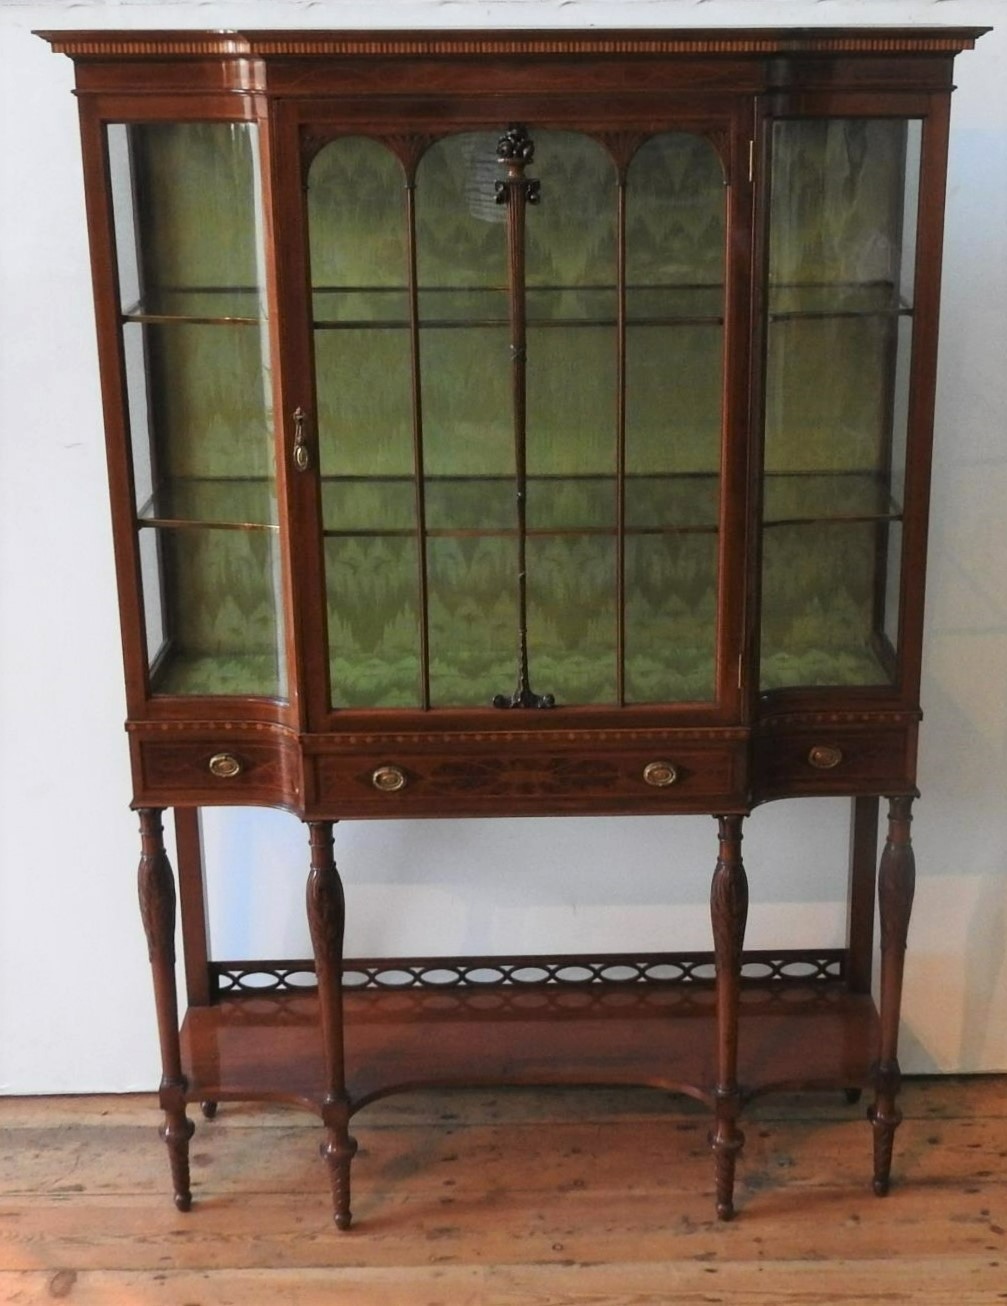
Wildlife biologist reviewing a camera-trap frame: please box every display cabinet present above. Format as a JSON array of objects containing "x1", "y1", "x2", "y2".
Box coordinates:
[{"x1": 44, "y1": 26, "x2": 985, "y2": 1225}]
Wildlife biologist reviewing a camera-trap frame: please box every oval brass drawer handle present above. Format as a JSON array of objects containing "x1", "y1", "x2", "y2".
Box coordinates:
[
  {"x1": 643, "y1": 760, "x2": 679, "y2": 788},
  {"x1": 372, "y1": 764, "x2": 407, "y2": 793},
  {"x1": 208, "y1": 752, "x2": 243, "y2": 779},
  {"x1": 808, "y1": 744, "x2": 844, "y2": 771}
]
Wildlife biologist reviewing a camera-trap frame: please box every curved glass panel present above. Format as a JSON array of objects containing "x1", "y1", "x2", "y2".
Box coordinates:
[
  {"x1": 760, "y1": 119, "x2": 921, "y2": 691},
  {"x1": 109, "y1": 122, "x2": 284, "y2": 699}
]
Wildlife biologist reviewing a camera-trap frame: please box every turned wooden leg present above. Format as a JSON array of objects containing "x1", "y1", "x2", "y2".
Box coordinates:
[
  {"x1": 709, "y1": 814, "x2": 748, "y2": 1221},
  {"x1": 870, "y1": 794, "x2": 916, "y2": 1197},
  {"x1": 137, "y1": 808, "x2": 195, "y2": 1212},
  {"x1": 306, "y1": 821, "x2": 357, "y2": 1230}
]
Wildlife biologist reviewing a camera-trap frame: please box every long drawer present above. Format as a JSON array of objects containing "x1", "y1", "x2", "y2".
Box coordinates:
[{"x1": 308, "y1": 740, "x2": 748, "y2": 819}]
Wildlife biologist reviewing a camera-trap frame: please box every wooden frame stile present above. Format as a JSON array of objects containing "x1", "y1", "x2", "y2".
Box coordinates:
[
  {"x1": 77, "y1": 96, "x2": 151, "y2": 725},
  {"x1": 270, "y1": 96, "x2": 331, "y2": 746},
  {"x1": 895, "y1": 88, "x2": 953, "y2": 715},
  {"x1": 709, "y1": 100, "x2": 757, "y2": 733},
  {"x1": 41, "y1": 26, "x2": 987, "y2": 1231}
]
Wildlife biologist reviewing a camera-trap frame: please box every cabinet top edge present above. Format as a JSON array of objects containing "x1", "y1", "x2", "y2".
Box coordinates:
[{"x1": 36, "y1": 26, "x2": 990, "y2": 62}]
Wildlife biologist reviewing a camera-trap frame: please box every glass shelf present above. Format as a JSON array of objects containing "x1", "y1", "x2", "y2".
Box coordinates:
[
  {"x1": 767, "y1": 281, "x2": 912, "y2": 320},
  {"x1": 132, "y1": 471, "x2": 899, "y2": 535},
  {"x1": 763, "y1": 472, "x2": 902, "y2": 525},
  {"x1": 121, "y1": 280, "x2": 911, "y2": 328},
  {"x1": 318, "y1": 471, "x2": 902, "y2": 536},
  {"x1": 137, "y1": 478, "x2": 279, "y2": 530},
  {"x1": 311, "y1": 284, "x2": 725, "y2": 329},
  {"x1": 122, "y1": 288, "x2": 264, "y2": 325},
  {"x1": 320, "y1": 474, "x2": 723, "y2": 535}
]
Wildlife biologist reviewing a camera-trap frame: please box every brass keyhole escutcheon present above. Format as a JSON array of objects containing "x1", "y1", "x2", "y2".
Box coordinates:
[
  {"x1": 808, "y1": 744, "x2": 843, "y2": 770},
  {"x1": 372, "y1": 764, "x2": 407, "y2": 793},
  {"x1": 208, "y1": 752, "x2": 242, "y2": 779},
  {"x1": 643, "y1": 760, "x2": 679, "y2": 788}
]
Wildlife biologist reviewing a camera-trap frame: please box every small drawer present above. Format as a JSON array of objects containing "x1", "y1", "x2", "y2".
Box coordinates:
[
  {"x1": 311, "y1": 743, "x2": 746, "y2": 818},
  {"x1": 132, "y1": 736, "x2": 296, "y2": 807},
  {"x1": 754, "y1": 726, "x2": 913, "y2": 801}
]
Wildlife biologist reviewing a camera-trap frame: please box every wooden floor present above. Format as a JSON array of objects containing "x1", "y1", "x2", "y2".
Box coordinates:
[{"x1": 0, "y1": 1078, "x2": 1004, "y2": 1304}]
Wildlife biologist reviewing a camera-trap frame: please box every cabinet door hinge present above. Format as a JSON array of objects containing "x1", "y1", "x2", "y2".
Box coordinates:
[
  {"x1": 748, "y1": 139, "x2": 754, "y2": 184},
  {"x1": 738, "y1": 652, "x2": 744, "y2": 689}
]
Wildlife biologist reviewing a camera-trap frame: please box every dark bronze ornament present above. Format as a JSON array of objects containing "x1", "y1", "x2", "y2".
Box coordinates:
[
  {"x1": 497, "y1": 123, "x2": 535, "y2": 164},
  {"x1": 494, "y1": 124, "x2": 542, "y2": 206}
]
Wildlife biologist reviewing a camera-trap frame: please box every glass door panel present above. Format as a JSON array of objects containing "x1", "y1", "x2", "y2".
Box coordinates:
[
  {"x1": 524, "y1": 132, "x2": 619, "y2": 706},
  {"x1": 761, "y1": 119, "x2": 921, "y2": 691},
  {"x1": 310, "y1": 125, "x2": 729, "y2": 712},
  {"x1": 108, "y1": 122, "x2": 284, "y2": 699},
  {"x1": 417, "y1": 133, "x2": 515, "y2": 706},
  {"x1": 309, "y1": 137, "x2": 422, "y2": 708},
  {"x1": 624, "y1": 133, "x2": 726, "y2": 703}
]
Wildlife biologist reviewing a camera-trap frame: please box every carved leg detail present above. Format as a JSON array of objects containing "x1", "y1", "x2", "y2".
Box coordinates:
[
  {"x1": 709, "y1": 814, "x2": 748, "y2": 1221},
  {"x1": 870, "y1": 795, "x2": 915, "y2": 1198},
  {"x1": 200, "y1": 1101, "x2": 218, "y2": 1120},
  {"x1": 306, "y1": 822, "x2": 357, "y2": 1229},
  {"x1": 137, "y1": 808, "x2": 194, "y2": 1213},
  {"x1": 320, "y1": 1105, "x2": 359, "y2": 1232}
]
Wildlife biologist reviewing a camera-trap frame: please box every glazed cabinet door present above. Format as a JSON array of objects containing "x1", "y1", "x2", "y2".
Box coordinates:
[
  {"x1": 300, "y1": 117, "x2": 749, "y2": 722},
  {"x1": 98, "y1": 114, "x2": 289, "y2": 711},
  {"x1": 758, "y1": 109, "x2": 933, "y2": 701}
]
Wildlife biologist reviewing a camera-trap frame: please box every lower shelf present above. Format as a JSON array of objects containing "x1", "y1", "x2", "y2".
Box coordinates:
[{"x1": 179, "y1": 979, "x2": 879, "y2": 1116}]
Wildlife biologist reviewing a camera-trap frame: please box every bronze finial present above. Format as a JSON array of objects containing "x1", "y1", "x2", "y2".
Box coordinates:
[
  {"x1": 496, "y1": 123, "x2": 535, "y2": 165},
  {"x1": 494, "y1": 124, "x2": 542, "y2": 206}
]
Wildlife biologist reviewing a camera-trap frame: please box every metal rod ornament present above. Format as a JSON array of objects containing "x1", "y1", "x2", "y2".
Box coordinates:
[{"x1": 492, "y1": 124, "x2": 554, "y2": 710}]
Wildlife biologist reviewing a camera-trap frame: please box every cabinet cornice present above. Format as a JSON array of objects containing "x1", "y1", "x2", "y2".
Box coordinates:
[{"x1": 37, "y1": 28, "x2": 989, "y2": 61}]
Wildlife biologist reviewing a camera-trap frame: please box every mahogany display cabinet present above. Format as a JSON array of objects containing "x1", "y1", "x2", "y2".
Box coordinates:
[{"x1": 43, "y1": 26, "x2": 986, "y2": 1225}]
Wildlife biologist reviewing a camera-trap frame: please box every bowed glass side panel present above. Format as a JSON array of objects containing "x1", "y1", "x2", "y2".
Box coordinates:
[
  {"x1": 760, "y1": 118, "x2": 921, "y2": 692},
  {"x1": 310, "y1": 127, "x2": 726, "y2": 711},
  {"x1": 109, "y1": 122, "x2": 285, "y2": 699}
]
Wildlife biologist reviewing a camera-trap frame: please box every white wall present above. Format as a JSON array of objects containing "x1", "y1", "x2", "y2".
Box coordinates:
[{"x1": 0, "y1": 0, "x2": 1004, "y2": 1093}]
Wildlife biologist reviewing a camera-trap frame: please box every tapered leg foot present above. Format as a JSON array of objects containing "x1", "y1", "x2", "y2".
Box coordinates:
[
  {"x1": 710, "y1": 1117, "x2": 745, "y2": 1220},
  {"x1": 321, "y1": 1129, "x2": 358, "y2": 1230},
  {"x1": 161, "y1": 1108, "x2": 196, "y2": 1211},
  {"x1": 870, "y1": 1117, "x2": 900, "y2": 1196},
  {"x1": 869, "y1": 1061, "x2": 903, "y2": 1197},
  {"x1": 200, "y1": 1101, "x2": 218, "y2": 1120}
]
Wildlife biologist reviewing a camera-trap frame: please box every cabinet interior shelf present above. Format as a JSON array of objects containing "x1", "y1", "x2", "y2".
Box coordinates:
[
  {"x1": 135, "y1": 471, "x2": 904, "y2": 535},
  {"x1": 120, "y1": 281, "x2": 912, "y2": 329}
]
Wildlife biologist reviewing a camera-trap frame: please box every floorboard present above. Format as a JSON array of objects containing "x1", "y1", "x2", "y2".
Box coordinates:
[{"x1": 0, "y1": 1078, "x2": 1004, "y2": 1303}]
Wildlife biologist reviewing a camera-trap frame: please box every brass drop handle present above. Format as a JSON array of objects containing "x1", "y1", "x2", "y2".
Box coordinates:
[
  {"x1": 292, "y1": 406, "x2": 311, "y2": 472},
  {"x1": 372, "y1": 764, "x2": 407, "y2": 793},
  {"x1": 808, "y1": 744, "x2": 843, "y2": 770},
  {"x1": 208, "y1": 752, "x2": 243, "y2": 779},
  {"x1": 643, "y1": 760, "x2": 679, "y2": 788}
]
